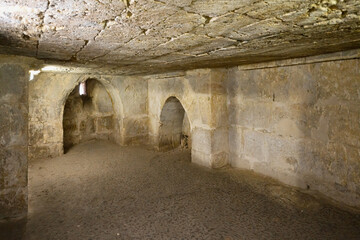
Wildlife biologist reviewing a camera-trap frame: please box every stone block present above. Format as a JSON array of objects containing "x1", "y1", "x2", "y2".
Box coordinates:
[
  {"x1": 211, "y1": 127, "x2": 228, "y2": 154},
  {"x1": 191, "y1": 127, "x2": 212, "y2": 154},
  {"x1": 0, "y1": 64, "x2": 25, "y2": 98},
  {"x1": 122, "y1": 116, "x2": 149, "y2": 139},
  {"x1": 191, "y1": 149, "x2": 211, "y2": 168},
  {"x1": 211, "y1": 151, "x2": 228, "y2": 169},
  {"x1": 122, "y1": 135, "x2": 149, "y2": 146},
  {"x1": 229, "y1": 153, "x2": 250, "y2": 169},
  {"x1": 228, "y1": 126, "x2": 243, "y2": 157},
  {"x1": 0, "y1": 61, "x2": 28, "y2": 219},
  {"x1": 229, "y1": 100, "x2": 273, "y2": 130},
  {"x1": 96, "y1": 116, "x2": 114, "y2": 132},
  {"x1": 210, "y1": 94, "x2": 228, "y2": 128},
  {"x1": 243, "y1": 130, "x2": 267, "y2": 164}
]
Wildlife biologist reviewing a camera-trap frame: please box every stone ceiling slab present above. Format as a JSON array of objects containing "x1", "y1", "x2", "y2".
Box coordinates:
[{"x1": 0, "y1": 0, "x2": 359, "y2": 74}]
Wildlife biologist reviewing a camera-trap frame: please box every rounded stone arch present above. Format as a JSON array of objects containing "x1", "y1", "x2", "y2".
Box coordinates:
[
  {"x1": 158, "y1": 94, "x2": 194, "y2": 130},
  {"x1": 59, "y1": 75, "x2": 125, "y2": 152},
  {"x1": 158, "y1": 95, "x2": 192, "y2": 151}
]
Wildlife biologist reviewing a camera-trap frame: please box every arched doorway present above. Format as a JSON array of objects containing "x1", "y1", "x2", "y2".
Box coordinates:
[
  {"x1": 159, "y1": 97, "x2": 191, "y2": 151},
  {"x1": 63, "y1": 78, "x2": 118, "y2": 152}
]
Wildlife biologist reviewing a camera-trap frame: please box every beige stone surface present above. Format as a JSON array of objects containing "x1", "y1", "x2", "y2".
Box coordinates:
[
  {"x1": 28, "y1": 73, "x2": 148, "y2": 159},
  {"x1": 227, "y1": 56, "x2": 360, "y2": 207},
  {"x1": 63, "y1": 79, "x2": 117, "y2": 151},
  {"x1": 0, "y1": 0, "x2": 359, "y2": 74},
  {"x1": 0, "y1": 56, "x2": 37, "y2": 219},
  {"x1": 14, "y1": 49, "x2": 360, "y2": 210},
  {"x1": 147, "y1": 68, "x2": 229, "y2": 168}
]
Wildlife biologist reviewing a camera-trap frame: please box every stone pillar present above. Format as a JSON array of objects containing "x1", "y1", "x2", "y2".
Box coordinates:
[
  {"x1": 0, "y1": 56, "x2": 32, "y2": 219},
  {"x1": 191, "y1": 69, "x2": 229, "y2": 168},
  {"x1": 147, "y1": 69, "x2": 229, "y2": 168}
]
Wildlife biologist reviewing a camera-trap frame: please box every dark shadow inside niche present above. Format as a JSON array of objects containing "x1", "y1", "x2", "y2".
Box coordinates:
[{"x1": 159, "y1": 97, "x2": 191, "y2": 151}]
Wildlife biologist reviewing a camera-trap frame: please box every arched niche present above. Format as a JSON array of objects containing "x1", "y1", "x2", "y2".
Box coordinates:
[
  {"x1": 158, "y1": 96, "x2": 191, "y2": 151},
  {"x1": 63, "y1": 78, "x2": 119, "y2": 152}
]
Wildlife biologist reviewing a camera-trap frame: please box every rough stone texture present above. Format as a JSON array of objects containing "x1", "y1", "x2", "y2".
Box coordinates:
[
  {"x1": 181, "y1": 112, "x2": 191, "y2": 149},
  {"x1": 13, "y1": 140, "x2": 359, "y2": 239},
  {"x1": 63, "y1": 79, "x2": 118, "y2": 151},
  {"x1": 158, "y1": 97, "x2": 188, "y2": 151},
  {"x1": 227, "y1": 54, "x2": 360, "y2": 207},
  {"x1": 0, "y1": 56, "x2": 33, "y2": 219},
  {"x1": 147, "y1": 69, "x2": 229, "y2": 168},
  {"x1": 0, "y1": 0, "x2": 359, "y2": 74},
  {"x1": 27, "y1": 49, "x2": 360, "y2": 208},
  {"x1": 28, "y1": 73, "x2": 148, "y2": 160}
]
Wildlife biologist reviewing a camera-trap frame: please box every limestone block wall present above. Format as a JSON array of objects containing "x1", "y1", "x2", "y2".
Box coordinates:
[
  {"x1": 227, "y1": 53, "x2": 360, "y2": 207},
  {"x1": 0, "y1": 56, "x2": 33, "y2": 218},
  {"x1": 29, "y1": 73, "x2": 147, "y2": 160},
  {"x1": 147, "y1": 69, "x2": 229, "y2": 168},
  {"x1": 63, "y1": 79, "x2": 118, "y2": 151},
  {"x1": 110, "y1": 75, "x2": 148, "y2": 145},
  {"x1": 26, "y1": 49, "x2": 360, "y2": 208}
]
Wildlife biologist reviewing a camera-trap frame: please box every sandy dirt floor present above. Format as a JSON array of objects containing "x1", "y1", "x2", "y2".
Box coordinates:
[{"x1": 2, "y1": 140, "x2": 360, "y2": 239}]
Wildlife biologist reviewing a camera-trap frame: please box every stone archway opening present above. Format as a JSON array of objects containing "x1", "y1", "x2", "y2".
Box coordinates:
[
  {"x1": 159, "y1": 97, "x2": 191, "y2": 151},
  {"x1": 63, "y1": 78, "x2": 117, "y2": 153}
]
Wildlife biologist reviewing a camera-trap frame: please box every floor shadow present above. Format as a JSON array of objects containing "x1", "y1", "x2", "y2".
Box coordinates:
[{"x1": 0, "y1": 218, "x2": 26, "y2": 240}]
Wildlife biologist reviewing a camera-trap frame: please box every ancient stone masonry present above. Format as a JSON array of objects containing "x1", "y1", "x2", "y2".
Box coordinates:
[
  {"x1": 147, "y1": 68, "x2": 229, "y2": 168},
  {"x1": 26, "y1": 49, "x2": 360, "y2": 209},
  {"x1": 0, "y1": 0, "x2": 360, "y2": 234},
  {"x1": 63, "y1": 79, "x2": 118, "y2": 152},
  {"x1": 0, "y1": 56, "x2": 36, "y2": 219},
  {"x1": 158, "y1": 97, "x2": 187, "y2": 151},
  {"x1": 0, "y1": 0, "x2": 359, "y2": 74},
  {"x1": 227, "y1": 51, "x2": 360, "y2": 207},
  {"x1": 28, "y1": 73, "x2": 148, "y2": 160}
]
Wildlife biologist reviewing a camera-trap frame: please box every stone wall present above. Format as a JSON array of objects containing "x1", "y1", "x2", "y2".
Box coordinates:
[
  {"x1": 0, "y1": 56, "x2": 34, "y2": 219},
  {"x1": 227, "y1": 53, "x2": 360, "y2": 207},
  {"x1": 28, "y1": 73, "x2": 148, "y2": 160},
  {"x1": 147, "y1": 69, "x2": 229, "y2": 168},
  {"x1": 26, "y1": 49, "x2": 360, "y2": 208},
  {"x1": 110, "y1": 75, "x2": 148, "y2": 145},
  {"x1": 63, "y1": 79, "x2": 118, "y2": 151}
]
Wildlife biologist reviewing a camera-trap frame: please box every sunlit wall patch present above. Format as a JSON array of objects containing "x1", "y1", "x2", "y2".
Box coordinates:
[{"x1": 29, "y1": 70, "x2": 40, "y2": 81}]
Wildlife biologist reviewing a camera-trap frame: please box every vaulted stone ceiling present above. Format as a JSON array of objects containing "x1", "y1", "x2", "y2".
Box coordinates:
[{"x1": 1, "y1": 0, "x2": 360, "y2": 74}]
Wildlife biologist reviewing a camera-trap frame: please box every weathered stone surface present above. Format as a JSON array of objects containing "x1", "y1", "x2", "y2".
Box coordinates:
[
  {"x1": 228, "y1": 54, "x2": 360, "y2": 207},
  {"x1": 0, "y1": 0, "x2": 359, "y2": 74},
  {"x1": 28, "y1": 72, "x2": 149, "y2": 159},
  {"x1": 0, "y1": 56, "x2": 33, "y2": 219},
  {"x1": 63, "y1": 79, "x2": 117, "y2": 151},
  {"x1": 147, "y1": 68, "x2": 228, "y2": 168},
  {"x1": 25, "y1": 49, "x2": 360, "y2": 208}
]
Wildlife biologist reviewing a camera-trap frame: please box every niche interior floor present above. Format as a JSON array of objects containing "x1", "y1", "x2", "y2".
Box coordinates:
[{"x1": 8, "y1": 140, "x2": 360, "y2": 239}]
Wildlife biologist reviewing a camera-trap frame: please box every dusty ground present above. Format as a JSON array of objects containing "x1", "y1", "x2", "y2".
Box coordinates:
[{"x1": 2, "y1": 140, "x2": 360, "y2": 239}]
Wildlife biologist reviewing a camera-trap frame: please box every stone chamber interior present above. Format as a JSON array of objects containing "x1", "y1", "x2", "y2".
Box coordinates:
[
  {"x1": 0, "y1": 0, "x2": 360, "y2": 239},
  {"x1": 63, "y1": 78, "x2": 118, "y2": 152}
]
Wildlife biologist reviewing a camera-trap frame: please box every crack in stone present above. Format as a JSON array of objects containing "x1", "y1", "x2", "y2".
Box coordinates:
[
  {"x1": 36, "y1": 0, "x2": 51, "y2": 57},
  {"x1": 122, "y1": 0, "x2": 129, "y2": 8},
  {"x1": 94, "y1": 18, "x2": 113, "y2": 41},
  {"x1": 75, "y1": 13, "x2": 126, "y2": 62},
  {"x1": 95, "y1": 0, "x2": 106, "y2": 6},
  {"x1": 153, "y1": 0, "x2": 166, "y2": 5},
  {"x1": 203, "y1": 15, "x2": 212, "y2": 24},
  {"x1": 50, "y1": 0, "x2": 360, "y2": 68},
  {"x1": 88, "y1": 10, "x2": 181, "y2": 62},
  {"x1": 72, "y1": 40, "x2": 90, "y2": 61}
]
